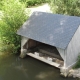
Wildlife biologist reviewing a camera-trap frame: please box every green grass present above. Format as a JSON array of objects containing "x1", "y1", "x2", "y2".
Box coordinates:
[{"x1": 73, "y1": 54, "x2": 80, "y2": 68}]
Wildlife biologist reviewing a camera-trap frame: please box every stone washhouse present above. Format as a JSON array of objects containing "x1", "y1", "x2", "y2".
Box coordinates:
[{"x1": 17, "y1": 11, "x2": 80, "y2": 76}]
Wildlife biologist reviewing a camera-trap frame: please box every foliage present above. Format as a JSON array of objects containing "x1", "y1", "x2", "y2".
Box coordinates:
[
  {"x1": 0, "y1": 0, "x2": 3, "y2": 10},
  {"x1": 19, "y1": 0, "x2": 49, "y2": 7},
  {"x1": 50, "y1": 0, "x2": 80, "y2": 16},
  {"x1": 0, "y1": 0, "x2": 29, "y2": 54},
  {"x1": 73, "y1": 54, "x2": 80, "y2": 68}
]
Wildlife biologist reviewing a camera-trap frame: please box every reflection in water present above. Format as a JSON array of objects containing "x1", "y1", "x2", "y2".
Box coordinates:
[
  {"x1": 0, "y1": 55, "x2": 79, "y2": 80},
  {"x1": 36, "y1": 71, "x2": 55, "y2": 79}
]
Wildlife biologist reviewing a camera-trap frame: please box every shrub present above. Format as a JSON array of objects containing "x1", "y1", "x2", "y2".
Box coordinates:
[
  {"x1": 0, "y1": 0, "x2": 29, "y2": 54},
  {"x1": 50, "y1": 0, "x2": 80, "y2": 16},
  {"x1": 0, "y1": 0, "x2": 3, "y2": 10},
  {"x1": 20, "y1": 0, "x2": 49, "y2": 7},
  {"x1": 73, "y1": 54, "x2": 80, "y2": 68}
]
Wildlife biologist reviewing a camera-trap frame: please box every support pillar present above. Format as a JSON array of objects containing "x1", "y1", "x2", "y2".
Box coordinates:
[
  {"x1": 20, "y1": 49, "x2": 27, "y2": 58},
  {"x1": 60, "y1": 67, "x2": 69, "y2": 77},
  {"x1": 20, "y1": 36, "x2": 29, "y2": 58}
]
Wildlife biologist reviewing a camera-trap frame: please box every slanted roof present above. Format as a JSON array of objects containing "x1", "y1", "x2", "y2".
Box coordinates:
[{"x1": 17, "y1": 11, "x2": 80, "y2": 49}]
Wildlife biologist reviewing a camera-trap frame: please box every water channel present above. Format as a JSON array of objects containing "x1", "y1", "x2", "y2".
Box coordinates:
[{"x1": 0, "y1": 54, "x2": 79, "y2": 80}]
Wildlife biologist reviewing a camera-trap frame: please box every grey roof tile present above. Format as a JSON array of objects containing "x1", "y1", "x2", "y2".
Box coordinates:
[{"x1": 17, "y1": 11, "x2": 80, "y2": 49}]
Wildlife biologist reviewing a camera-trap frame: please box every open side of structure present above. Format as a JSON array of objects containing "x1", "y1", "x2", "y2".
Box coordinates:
[{"x1": 20, "y1": 37, "x2": 64, "y2": 68}]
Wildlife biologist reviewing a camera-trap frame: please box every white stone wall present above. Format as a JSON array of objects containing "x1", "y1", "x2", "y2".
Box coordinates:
[
  {"x1": 65, "y1": 25, "x2": 80, "y2": 68},
  {"x1": 57, "y1": 48, "x2": 65, "y2": 60},
  {"x1": 21, "y1": 36, "x2": 29, "y2": 48},
  {"x1": 20, "y1": 37, "x2": 29, "y2": 58},
  {"x1": 57, "y1": 48, "x2": 67, "y2": 68}
]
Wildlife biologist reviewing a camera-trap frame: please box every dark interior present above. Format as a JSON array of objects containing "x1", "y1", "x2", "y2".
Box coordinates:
[{"x1": 23, "y1": 39, "x2": 63, "y2": 60}]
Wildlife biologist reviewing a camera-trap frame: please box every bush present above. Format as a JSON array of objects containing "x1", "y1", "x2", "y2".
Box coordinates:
[
  {"x1": 0, "y1": 0, "x2": 3, "y2": 10},
  {"x1": 50, "y1": 0, "x2": 80, "y2": 16},
  {"x1": 0, "y1": 0, "x2": 29, "y2": 54},
  {"x1": 73, "y1": 54, "x2": 80, "y2": 68},
  {"x1": 20, "y1": 0, "x2": 49, "y2": 7}
]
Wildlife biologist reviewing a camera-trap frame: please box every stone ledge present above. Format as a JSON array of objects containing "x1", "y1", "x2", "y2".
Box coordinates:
[{"x1": 68, "y1": 68, "x2": 80, "y2": 78}]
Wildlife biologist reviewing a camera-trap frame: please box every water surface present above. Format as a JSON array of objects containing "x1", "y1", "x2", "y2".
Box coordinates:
[{"x1": 0, "y1": 54, "x2": 79, "y2": 80}]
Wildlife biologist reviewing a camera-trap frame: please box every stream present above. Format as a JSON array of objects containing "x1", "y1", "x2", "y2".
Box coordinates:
[{"x1": 0, "y1": 54, "x2": 79, "y2": 80}]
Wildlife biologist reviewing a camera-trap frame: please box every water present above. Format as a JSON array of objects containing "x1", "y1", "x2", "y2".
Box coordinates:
[{"x1": 0, "y1": 54, "x2": 79, "y2": 80}]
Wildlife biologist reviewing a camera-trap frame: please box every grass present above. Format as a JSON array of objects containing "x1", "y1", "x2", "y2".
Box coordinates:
[{"x1": 73, "y1": 54, "x2": 80, "y2": 68}]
